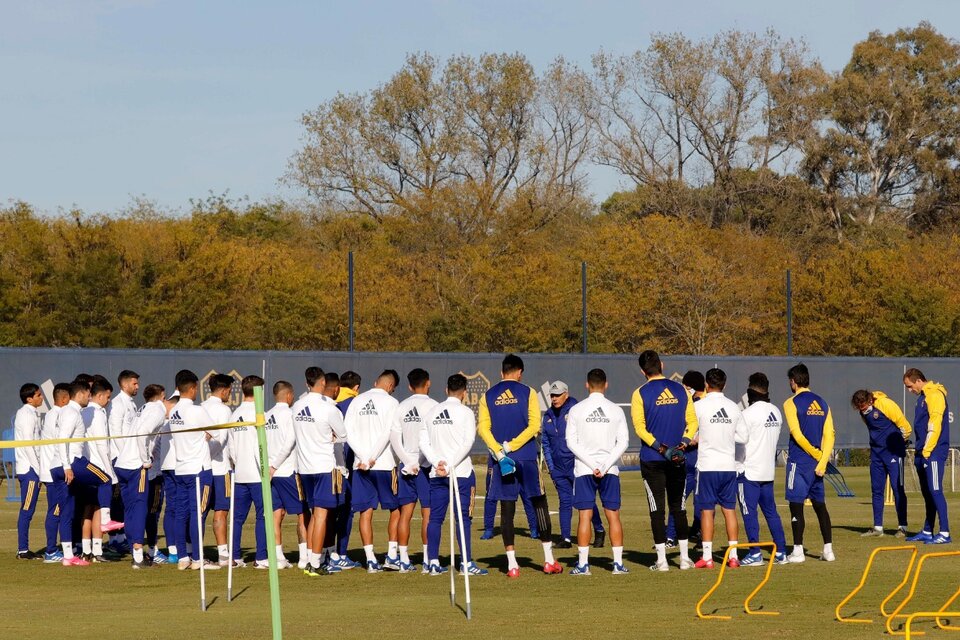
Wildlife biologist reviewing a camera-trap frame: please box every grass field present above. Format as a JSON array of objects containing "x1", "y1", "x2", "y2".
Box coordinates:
[{"x1": 1, "y1": 467, "x2": 958, "y2": 640}]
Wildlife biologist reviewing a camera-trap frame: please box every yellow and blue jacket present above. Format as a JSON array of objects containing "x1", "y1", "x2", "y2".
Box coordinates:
[
  {"x1": 478, "y1": 380, "x2": 541, "y2": 462},
  {"x1": 630, "y1": 376, "x2": 697, "y2": 463},
  {"x1": 914, "y1": 381, "x2": 949, "y2": 460},
  {"x1": 783, "y1": 388, "x2": 834, "y2": 475},
  {"x1": 858, "y1": 391, "x2": 911, "y2": 456}
]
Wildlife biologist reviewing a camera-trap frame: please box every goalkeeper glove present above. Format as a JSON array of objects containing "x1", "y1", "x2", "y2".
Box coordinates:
[
  {"x1": 498, "y1": 455, "x2": 517, "y2": 476},
  {"x1": 664, "y1": 446, "x2": 685, "y2": 465},
  {"x1": 654, "y1": 440, "x2": 668, "y2": 456}
]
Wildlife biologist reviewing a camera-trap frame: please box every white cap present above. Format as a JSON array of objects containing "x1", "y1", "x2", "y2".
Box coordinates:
[{"x1": 549, "y1": 381, "x2": 568, "y2": 395}]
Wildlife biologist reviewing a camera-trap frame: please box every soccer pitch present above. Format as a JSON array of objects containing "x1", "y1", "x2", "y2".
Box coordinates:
[{"x1": 1, "y1": 467, "x2": 957, "y2": 640}]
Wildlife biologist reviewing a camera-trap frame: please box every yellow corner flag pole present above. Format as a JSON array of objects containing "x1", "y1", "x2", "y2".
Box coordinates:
[{"x1": 254, "y1": 386, "x2": 283, "y2": 640}]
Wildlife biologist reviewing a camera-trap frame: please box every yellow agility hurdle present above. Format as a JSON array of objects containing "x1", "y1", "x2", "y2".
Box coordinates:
[
  {"x1": 696, "y1": 542, "x2": 779, "y2": 621},
  {"x1": 905, "y1": 612, "x2": 960, "y2": 640},
  {"x1": 935, "y1": 590, "x2": 960, "y2": 631},
  {"x1": 886, "y1": 551, "x2": 960, "y2": 635},
  {"x1": 835, "y1": 545, "x2": 918, "y2": 623}
]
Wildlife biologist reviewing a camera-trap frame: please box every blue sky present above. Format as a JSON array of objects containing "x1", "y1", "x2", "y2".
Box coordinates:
[{"x1": 2, "y1": 0, "x2": 958, "y2": 214}]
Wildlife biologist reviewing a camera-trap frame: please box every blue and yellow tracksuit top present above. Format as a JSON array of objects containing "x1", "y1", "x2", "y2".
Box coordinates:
[
  {"x1": 630, "y1": 376, "x2": 698, "y2": 463},
  {"x1": 914, "y1": 381, "x2": 949, "y2": 460},
  {"x1": 859, "y1": 391, "x2": 911, "y2": 457},
  {"x1": 478, "y1": 380, "x2": 541, "y2": 462},
  {"x1": 783, "y1": 388, "x2": 834, "y2": 474}
]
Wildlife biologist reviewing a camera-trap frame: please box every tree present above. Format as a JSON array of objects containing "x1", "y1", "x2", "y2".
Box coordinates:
[
  {"x1": 289, "y1": 52, "x2": 593, "y2": 245},
  {"x1": 592, "y1": 30, "x2": 825, "y2": 225},
  {"x1": 804, "y1": 22, "x2": 960, "y2": 230}
]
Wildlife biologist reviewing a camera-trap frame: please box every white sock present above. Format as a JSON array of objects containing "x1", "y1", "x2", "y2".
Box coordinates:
[
  {"x1": 330, "y1": 551, "x2": 341, "y2": 561},
  {"x1": 217, "y1": 544, "x2": 229, "y2": 558},
  {"x1": 82, "y1": 539, "x2": 92, "y2": 554},
  {"x1": 62, "y1": 542, "x2": 74, "y2": 559},
  {"x1": 399, "y1": 546, "x2": 410, "y2": 564},
  {"x1": 152, "y1": 545, "x2": 160, "y2": 556},
  {"x1": 276, "y1": 544, "x2": 284, "y2": 558},
  {"x1": 823, "y1": 542, "x2": 833, "y2": 554},
  {"x1": 506, "y1": 550, "x2": 519, "y2": 570},
  {"x1": 613, "y1": 546, "x2": 623, "y2": 565},
  {"x1": 168, "y1": 545, "x2": 178, "y2": 556},
  {"x1": 423, "y1": 543, "x2": 429, "y2": 562},
  {"x1": 298, "y1": 542, "x2": 308, "y2": 561},
  {"x1": 92, "y1": 539, "x2": 103, "y2": 556},
  {"x1": 133, "y1": 547, "x2": 144, "y2": 563},
  {"x1": 875, "y1": 526, "x2": 883, "y2": 532},
  {"x1": 115, "y1": 533, "x2": 126, "y2": 543},
  {"x1": 542, "y1": 541, "x2": 555, "y2": 564},
  {"x1": 363, "y1": 544, "x2": 377, "y2": 563},
  {"x1": 387, "y1": 541, "x2": 398, "y2": 557},
  {"x1": 702, "y1": 541, "x2": 713, "y2": 559},
  {"x1": 728, "y1": 541, "x2": 738, "y2": 561},
  {"x1": 793, "y1": 544, "x2": 803, "y2": 555},
  {"x1": 100, "y1": 508, "x2": 111, "y2": 525},
  {"x1": 655, "y1": 543, "x2": 666, "y2": 564},
  {"x1": 578, "y1": 546, "x2": 589, "y2": 566},
  {"x1": 310, "y1": 551, "x2": 320, "y2": 569},
  {"x1": 942, "y1": 531, "x2": 951, "y2": 536},
  {"x1": 679, "y1": 539, "x2": 690, "y2": 560}
]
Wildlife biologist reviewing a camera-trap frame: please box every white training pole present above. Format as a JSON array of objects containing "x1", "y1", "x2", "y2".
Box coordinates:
[
  {"x1": 195, "y1": 476, "x2": 206, "y2": 612},
  {"x1": 451, "y1": 472, "x2": 472, "y2": 620},
  {"x1": 227, "y1": 471, "x2": 236, "y2": 602},
  {"x1": 449, "y1": 474, "x2": 455, "y2": 606}
]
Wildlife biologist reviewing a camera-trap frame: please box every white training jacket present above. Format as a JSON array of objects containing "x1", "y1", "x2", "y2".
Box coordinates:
[
  {"x1": 292, "y1": 392, "x2": 346, "y2": 475},
  {"x1": 85, "y1": 403, "x2": 117, "y2": 482},
  {"x1": 108, "y1": 392, "x2": 138, "y2": 461},
  {"x1": 202, "y1": 396, "x2": 233, "y2": 476},
  {"x1": 14, "y1": 404, "x2": 41, "y2": 475},
  {"x1": 115, "y1": 400, "x2": 166, "y2": 471},
  {"x1": 170, "y1": 398, "x2": 214, "y2": 475},
  {"x1": 265, "y1": 402, "x2": 297, "y2": 478},
  {"x1": 345, "y1": 388, "x2": 398, "y2": 472},
  {"x1": 565, "y1": 392, "x2": 630, "y2": 477},
  {"x1": 418, "y1": 396, "x2": 475, "y2": 479},
  {"x1": 58, "y1": 400, "x2": 86, "y2": 470},
  {"x1": 228, "y1": 401, "x2": 263, "y2": 484},
  {"x1": 694, "y1": 391, "x2": 748, "y2": 472},
  {"x1": 391, "y1": 393, "x2": 438, "y2": 474},
  {"x1": 159, "y1": 416, "x2": 177, "y2": 472},
  {"x1": 39, "y1": 406, "x2": 62, "y2": 482},
  {"x1": 735, "y1": 401, "x2": 783, "y2": 482}
]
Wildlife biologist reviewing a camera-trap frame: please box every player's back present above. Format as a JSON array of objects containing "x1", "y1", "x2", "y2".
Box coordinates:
[
  {"x1": 394, "y1": 393, "x2": 438, "y2": 466},
  {"x1": 265, "y1": 402, "x2": 296, "y2": 476},
  {"x1": 784, "y1": 389, "x2": 828, "y2": 465},
  {"x1": 633, "y1": 377, "x2": 692, "y2": 462},
  {"x1": 694, "y1": 392, "x2": 741, "y2": 472},
  {"x1": 170, "y1": 399, "x2": 212, "y2": 475},
  {"x1": 566, "y1": 392, "x2": 628, "y2": 476},
  {"x1": 482, "y1": 380, "x2": 538, "y2": 460},
  {"x1": 738, "y1": 401, "x2": 782, "y2": 482},
  {"x1": 292, "y1": 392, "x2": 342, "y2": 474},
  {"x1": 229, "y1": 401, "x2": 261, "y2": 483},
  {"x1": 345, "y1": 388, "x2": 398, "y2": 470}
]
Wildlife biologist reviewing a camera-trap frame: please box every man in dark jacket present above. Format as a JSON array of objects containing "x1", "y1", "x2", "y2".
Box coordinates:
[{"x1": 542, "y1": 381, "x2": 605, "y2": 549}]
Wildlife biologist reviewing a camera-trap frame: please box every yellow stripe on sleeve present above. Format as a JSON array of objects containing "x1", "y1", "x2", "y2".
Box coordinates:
[{"x1": 630, "y1": 388, "x2": 655, "y2": 446}]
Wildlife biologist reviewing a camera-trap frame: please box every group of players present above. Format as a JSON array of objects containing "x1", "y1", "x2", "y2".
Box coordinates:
[{"x1": 9, "y1": 351, "x2": 952, "y2": 577}]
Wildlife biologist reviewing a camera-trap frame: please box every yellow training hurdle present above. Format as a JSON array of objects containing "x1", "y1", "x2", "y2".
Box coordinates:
[
  {"x1": 835, "y1": 545, "x2": 918, "y2": 623},
  {"x1": 886, "y1": 551, "x2": 960, "y2": 635},
  {"x1": 696, "y1": 542, "x2": 779, "y2": 621},
  {"x1": 905, "y1": 612, "x2": 960, "y2": 639}
]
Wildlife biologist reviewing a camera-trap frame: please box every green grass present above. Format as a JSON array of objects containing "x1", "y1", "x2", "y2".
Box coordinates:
[{"x1": 0, "y1": 467, "x2": 958, "y2": 640}]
